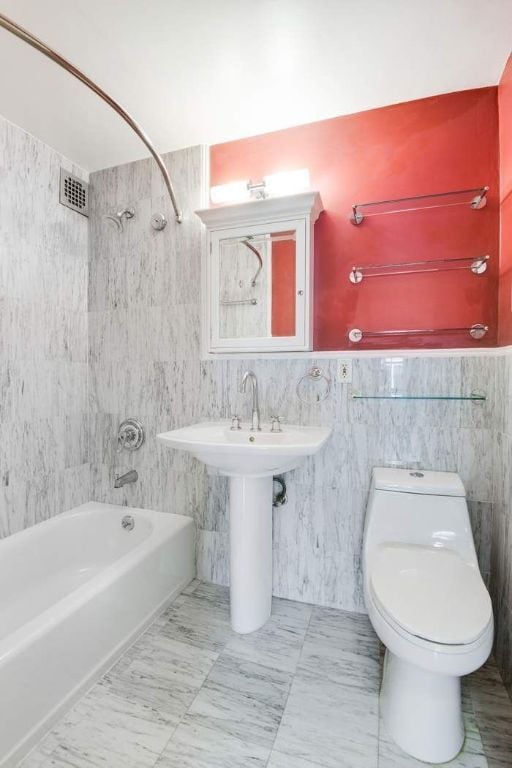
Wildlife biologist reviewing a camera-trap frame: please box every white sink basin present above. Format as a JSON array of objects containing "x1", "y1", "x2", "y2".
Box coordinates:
[
  {"x1": 158, "y1": 419, "x2": 332, "y2": 635},
  {"x1": 157, "y1": 421, "x2": 331, "y2": 477}
]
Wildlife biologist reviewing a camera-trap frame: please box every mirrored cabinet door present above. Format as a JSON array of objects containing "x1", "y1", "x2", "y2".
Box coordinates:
[{"x1": 209, "y1": 219, "x2": 307, "y2": 351}]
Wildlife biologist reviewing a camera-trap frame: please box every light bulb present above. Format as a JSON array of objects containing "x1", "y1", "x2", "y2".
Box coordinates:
[
  {"x1": 263, "y1": 169, "x2": 310, "y2": 196},
  {"x1": 210, "y1": 179, "x2": 250, "y2": 205}
]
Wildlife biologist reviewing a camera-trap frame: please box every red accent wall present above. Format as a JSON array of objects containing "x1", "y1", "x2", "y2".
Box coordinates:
[
  {"x1": 210, "y1": 88, "x2": 499, "y2": 350},
  {"x1": 498, "y1": 55, "x2": 512, "y2": 346}
]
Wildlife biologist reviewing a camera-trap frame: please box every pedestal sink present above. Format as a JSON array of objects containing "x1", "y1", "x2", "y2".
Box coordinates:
[{"x1": 157, "y1": 421, "x2": 331, "y2": 633}]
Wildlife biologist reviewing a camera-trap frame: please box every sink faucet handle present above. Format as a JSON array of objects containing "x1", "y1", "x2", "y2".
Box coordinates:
[
  {"x1": 230, "y1": 414, "x2": 242, "y2": 431},
  {"x1": 270, "y1": 415, "x2": 283, "y2": 433}
]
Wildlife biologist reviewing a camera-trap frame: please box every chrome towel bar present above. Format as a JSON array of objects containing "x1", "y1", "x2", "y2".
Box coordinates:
[
  {"x1": 348, "y1": 324, "x2": 488, "y2": 343},
  {"x1": 350, "y1": 186, "x2": 488, "y2": 225},
  {"x1": 349, "y1": 255, "x2": 489, "y2": 283},
  {"x1": 220, "y1": 299, "x2": 258, "y2": 306}
]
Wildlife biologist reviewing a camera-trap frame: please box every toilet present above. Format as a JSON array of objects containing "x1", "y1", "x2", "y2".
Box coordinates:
[{"x1": 363, "y1": 468, "x2": 493, "y2": 764}]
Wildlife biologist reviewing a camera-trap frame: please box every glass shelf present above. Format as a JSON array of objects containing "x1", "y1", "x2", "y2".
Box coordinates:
[{"x1": 351, "y1": 392, "x2": 486, "y2": 401}]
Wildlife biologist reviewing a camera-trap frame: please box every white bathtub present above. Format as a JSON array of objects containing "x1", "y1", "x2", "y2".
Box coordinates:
[{"x1": 0, "y1": 501, "x2": 195, "y2": 767}]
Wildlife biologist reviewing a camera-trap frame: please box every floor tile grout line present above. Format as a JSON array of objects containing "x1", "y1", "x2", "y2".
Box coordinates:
[
  {"x1": 181, "y1": 631, "x2": 285, "y2": 764},
  {"x1": 163, "y1": 588, "x2": 317, "y2": 768},
  {"x1": 150, "y1": 686, "x2": 209, "y2": 768},
  {"x1": 147, "y1": 720, "x2": 182, "y2": 768},
  {"x1": 149, "y1": 581, "x2": 232, "y2": 766},
  {"x1": 125, "y1": 608, "x2": 227, "y2": 766},
  {"x1": 263, "y1": 602, "x2": 315, "y2": 767},
  {"x1": 277, "y1": 608, "x2": 383, "y2": 768}
]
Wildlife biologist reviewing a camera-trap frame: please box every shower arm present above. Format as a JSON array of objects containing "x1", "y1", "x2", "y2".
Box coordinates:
[{"x1": 0, "y1": 12, "x2": 183, "y2": 223}]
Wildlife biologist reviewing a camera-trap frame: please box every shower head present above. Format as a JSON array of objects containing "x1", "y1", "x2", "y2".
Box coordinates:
[{"x1": 104, "y1": 207, "x2": 135, "y2": 232}]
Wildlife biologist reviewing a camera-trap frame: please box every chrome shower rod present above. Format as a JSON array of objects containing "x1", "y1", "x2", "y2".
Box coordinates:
[{"x1": 0, "y1": 12, "x2": 182, "y2": 223}]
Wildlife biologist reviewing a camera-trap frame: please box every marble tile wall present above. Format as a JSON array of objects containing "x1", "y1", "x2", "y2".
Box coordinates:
[
  {"x1": 88, "y1": 144, "x2": 497, "y2": 614},
  {"x1": 491, "y1": 351, "x2": 512, "y2": 698},
  {"x1": 87, "y1": 146, "x2": 205, "y2": 538},
  {"x1": 0, "y1": 115, "x2": 90, "y2": 535}
]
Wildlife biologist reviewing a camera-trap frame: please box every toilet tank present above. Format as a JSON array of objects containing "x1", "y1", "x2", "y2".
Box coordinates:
[{"x1": 363, "y1": 468, "x2": 476, "y2": 560}]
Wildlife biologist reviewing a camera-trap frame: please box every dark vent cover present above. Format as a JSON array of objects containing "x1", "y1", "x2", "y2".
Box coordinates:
[{"x1": 59, "y1": 169, "x2": 89, "y2": 216}]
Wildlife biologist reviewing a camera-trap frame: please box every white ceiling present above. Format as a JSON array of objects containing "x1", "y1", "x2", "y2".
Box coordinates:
[{"x1": 0, "y1": 0, "x2": 511, "y2": 172}]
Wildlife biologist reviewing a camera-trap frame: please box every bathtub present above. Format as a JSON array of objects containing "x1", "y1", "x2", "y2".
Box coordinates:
[{"x1": 0, "y1": 501, "x2": 195, "y2": 767}]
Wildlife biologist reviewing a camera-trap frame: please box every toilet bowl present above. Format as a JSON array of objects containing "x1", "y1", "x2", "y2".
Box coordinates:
[{"x1": 363, "y1": 468, "x2": 493, "y2": 764}]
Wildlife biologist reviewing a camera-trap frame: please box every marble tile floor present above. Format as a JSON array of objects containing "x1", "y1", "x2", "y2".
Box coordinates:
[{"x1": 19, "y1": 580, "x2": 512, "y2": 768}]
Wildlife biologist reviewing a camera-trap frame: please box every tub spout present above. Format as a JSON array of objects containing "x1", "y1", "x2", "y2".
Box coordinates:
[{"x1": 114, "y1": 469, "x2": 138, "y2": 488}]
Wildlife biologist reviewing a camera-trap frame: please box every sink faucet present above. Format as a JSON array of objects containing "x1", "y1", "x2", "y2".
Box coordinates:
[
  {"x1": 240, "y1": 370, "x2": 261, "y2": 431},
  {"x1": 114, "y1": 469, "x2": 138, "y2": 488}
]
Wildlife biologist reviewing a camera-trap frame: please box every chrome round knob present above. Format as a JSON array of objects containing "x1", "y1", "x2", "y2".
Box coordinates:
[
  {"x1": 121, "y1": 515, "x2": 135, "y2": 531},
  {"x1": 151, "y1": 212, "x2": 167, "y2": 231},
  {"x1": 117, "y1": 419, "x2": 145, "y2": 451}
]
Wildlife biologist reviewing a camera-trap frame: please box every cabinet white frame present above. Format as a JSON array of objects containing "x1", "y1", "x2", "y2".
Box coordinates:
[{"x1": 196, "y1": 191, "x2": 323, "y2": 354}]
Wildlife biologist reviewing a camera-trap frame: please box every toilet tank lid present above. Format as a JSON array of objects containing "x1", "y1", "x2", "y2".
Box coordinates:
[{"x1": 372, "y1": 468, "x2": 465, "y2": 497}]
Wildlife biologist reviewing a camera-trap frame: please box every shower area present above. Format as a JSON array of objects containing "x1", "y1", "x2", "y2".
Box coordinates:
[
  {"x1": 0, "y1": 10, "x2": 201, "y2": 532},
  {"x1": 0, "y1": 12, "x2": 207, "y2": 763}
]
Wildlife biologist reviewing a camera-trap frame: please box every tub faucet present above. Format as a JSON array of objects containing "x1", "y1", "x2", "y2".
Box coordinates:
[
  {"x1": 114, "y1": 469, "x2": 138, "y2": 488},
  {"x1": 240, "y1": 370, "x2": 261, "y2": 431}
]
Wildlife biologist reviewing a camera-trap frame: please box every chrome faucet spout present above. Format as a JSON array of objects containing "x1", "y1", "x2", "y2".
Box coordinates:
[
  {"x1": 114, "y1": 469, "x2": 138, "y2": 488},
  {"x1": 240, "y1": 370, "x2": 261, "y2": 431}
]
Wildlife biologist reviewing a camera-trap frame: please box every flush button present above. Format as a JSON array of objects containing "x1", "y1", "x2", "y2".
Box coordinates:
[{"x1": 410, "y1": 471, "x2": 424, "y2": 478}]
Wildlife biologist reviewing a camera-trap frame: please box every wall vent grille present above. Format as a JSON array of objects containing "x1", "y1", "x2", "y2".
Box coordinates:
[{"x1": 59, "y1": 169, "x2": 89, "y2": 216}]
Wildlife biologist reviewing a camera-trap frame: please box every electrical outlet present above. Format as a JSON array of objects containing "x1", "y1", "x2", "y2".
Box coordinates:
[{"x1": 337, "y1": 359, "x2": 352, "y2": 384}]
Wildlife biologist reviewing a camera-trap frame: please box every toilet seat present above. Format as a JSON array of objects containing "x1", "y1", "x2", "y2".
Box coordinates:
[{"x1": 369, "y1": 544, "x2": 492, "y2": 645}]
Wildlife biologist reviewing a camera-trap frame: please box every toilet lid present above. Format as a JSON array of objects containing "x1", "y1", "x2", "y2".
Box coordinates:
[{"x1": 370, "y1": 544, "x2": 492, "y2": 645}]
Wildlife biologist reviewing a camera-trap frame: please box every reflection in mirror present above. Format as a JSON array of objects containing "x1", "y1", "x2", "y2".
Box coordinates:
[{"x1": 218, "y1": 231, "x2": 296, "y2": 339}]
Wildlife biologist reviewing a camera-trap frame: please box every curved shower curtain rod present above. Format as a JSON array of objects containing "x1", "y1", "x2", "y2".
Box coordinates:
[
  {"x1": 242, "y1": 238, "x2": 263, "y2": 287},
  {"x1": 0, "y1": 12, "x2": 183, "y2": 223}
]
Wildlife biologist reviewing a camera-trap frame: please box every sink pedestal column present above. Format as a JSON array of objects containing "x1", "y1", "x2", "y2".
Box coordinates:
[{"x1": 229, "y1": 475, "x2": 273, "y2": 633}]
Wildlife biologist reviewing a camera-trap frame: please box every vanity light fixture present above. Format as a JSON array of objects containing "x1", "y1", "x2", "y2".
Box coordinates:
[
  {"x1": 210, "y1": 168, "x2": 310, "y2": 204},
  {"x1": 263, "y1": 168, "x2": 310, "y2": 197},
  {"x1": 210, "y1": 179, "x2": 251, "y2": 205}
]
